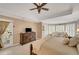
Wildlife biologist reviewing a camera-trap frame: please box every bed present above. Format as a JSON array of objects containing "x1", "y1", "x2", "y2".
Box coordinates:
[{"x1": 30, "y1": 32, "x2": 79, "y2": 55}]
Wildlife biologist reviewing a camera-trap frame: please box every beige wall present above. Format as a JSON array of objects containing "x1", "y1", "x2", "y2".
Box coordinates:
[
  {"x1": 0, "y1": 16, "x2": 42, "y2": 44},
  {"x1": 13, "y1": 19, "x2": 42, "y2": 44},
  {"x1": 36, "y1": 22, "x2": 42, "y2": 39}
]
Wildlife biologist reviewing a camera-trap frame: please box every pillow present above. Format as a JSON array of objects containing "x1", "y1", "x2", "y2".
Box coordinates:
[
  {"x1": 63, "y1": 38, "x2": 69, "y2": 45},
  {"x1": 68, "y1": 37, "x2": 77, "y2": 47}
]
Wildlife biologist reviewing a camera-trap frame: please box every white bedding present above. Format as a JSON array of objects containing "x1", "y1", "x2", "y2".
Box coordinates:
[{"x1": 32, "y1": 37, "x2": 78, "y2": 55}]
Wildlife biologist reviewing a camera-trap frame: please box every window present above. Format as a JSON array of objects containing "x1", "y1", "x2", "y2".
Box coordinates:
[
  {"x1": 42, "y1": 23, "x2": 76, "y2": 37},
  {"x1": 48, "y1": 25, "x2": 55, "y2": 34},
  {"x1": 65, "y1": 23, "x2": 75, "y2": 36},
  {"x1": 56, "y1": 25, "x2": 65, "y2": 32}
]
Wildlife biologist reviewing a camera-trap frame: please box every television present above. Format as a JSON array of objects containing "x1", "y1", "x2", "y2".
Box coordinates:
[{"x1": 25, "y1": 28, "x2": 32, "y2": 32}]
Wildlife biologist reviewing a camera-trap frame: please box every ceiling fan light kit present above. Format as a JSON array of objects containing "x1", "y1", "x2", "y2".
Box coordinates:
[{"x1": 30, "y1": 3, "x2": 49, "y2": 14}]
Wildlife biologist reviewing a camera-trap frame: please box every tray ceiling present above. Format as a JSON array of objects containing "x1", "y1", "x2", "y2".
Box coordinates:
[{"x1": 0, "y1": 3, "x2": 79, "y2": 24}]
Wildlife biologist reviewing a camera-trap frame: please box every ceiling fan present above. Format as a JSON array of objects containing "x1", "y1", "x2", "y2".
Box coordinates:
[{"x1": 30, "y1": 3, "x2": 49, "y2": 14}]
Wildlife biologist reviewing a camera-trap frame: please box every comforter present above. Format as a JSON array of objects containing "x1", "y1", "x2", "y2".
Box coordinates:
[{"x1": 32, "y1": 37, "x2": 78, "y2": 55}]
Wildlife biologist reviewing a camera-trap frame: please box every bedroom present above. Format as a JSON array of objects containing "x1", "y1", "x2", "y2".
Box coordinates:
[{"x1": 0, "y1": 3, "x2": 79, "y2": 55}]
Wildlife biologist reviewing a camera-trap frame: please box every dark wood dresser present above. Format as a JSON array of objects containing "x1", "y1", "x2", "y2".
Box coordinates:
[{"x1": 20, "y1": 32, "x2": 36, "y2": 45}]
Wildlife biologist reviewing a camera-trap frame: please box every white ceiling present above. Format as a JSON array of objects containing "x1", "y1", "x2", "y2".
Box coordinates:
[{"x1": 0, "y1": 3, "x2": 79, "y2": 24}]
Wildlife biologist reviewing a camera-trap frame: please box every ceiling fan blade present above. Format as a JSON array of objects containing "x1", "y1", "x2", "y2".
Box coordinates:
[
  {"x1": 40, "y1": 3, "x2": 47, "y2": 7},
  {"x1": 30, "y1": 8, "x2": 37, "y2": 10},
  {"x1": 42, "y1": 8, "x2": 49, "y2": 11},
  {"x1": 33, "y1": 3, "x2": 38, "y2": 7}
]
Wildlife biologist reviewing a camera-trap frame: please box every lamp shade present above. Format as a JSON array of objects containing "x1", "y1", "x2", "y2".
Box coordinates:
[{"x1": 77, "y1": 28, "x2": 79, "y2": 32}]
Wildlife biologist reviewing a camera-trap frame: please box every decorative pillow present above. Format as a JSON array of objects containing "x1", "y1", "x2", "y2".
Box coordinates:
[
  {"x1": 63, "y1": 38, "x2": 69, "y2": 45},
  {"x1": 63, "y1": 33, "x2": 68, "y2": 38},
  {"x1": 68, "y1": 37, "x2": 77, "y2": 47}
]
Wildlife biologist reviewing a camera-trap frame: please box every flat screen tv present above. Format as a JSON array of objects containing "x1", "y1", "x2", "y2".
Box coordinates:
[{"x1": 25, "y1": 28, "x2": 32, "y2": 32}]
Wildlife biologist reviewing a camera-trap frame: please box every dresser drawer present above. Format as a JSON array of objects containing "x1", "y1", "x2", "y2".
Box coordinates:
[{"x1": 20, "y1": 32, "x2": 36, "y2": 45}]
